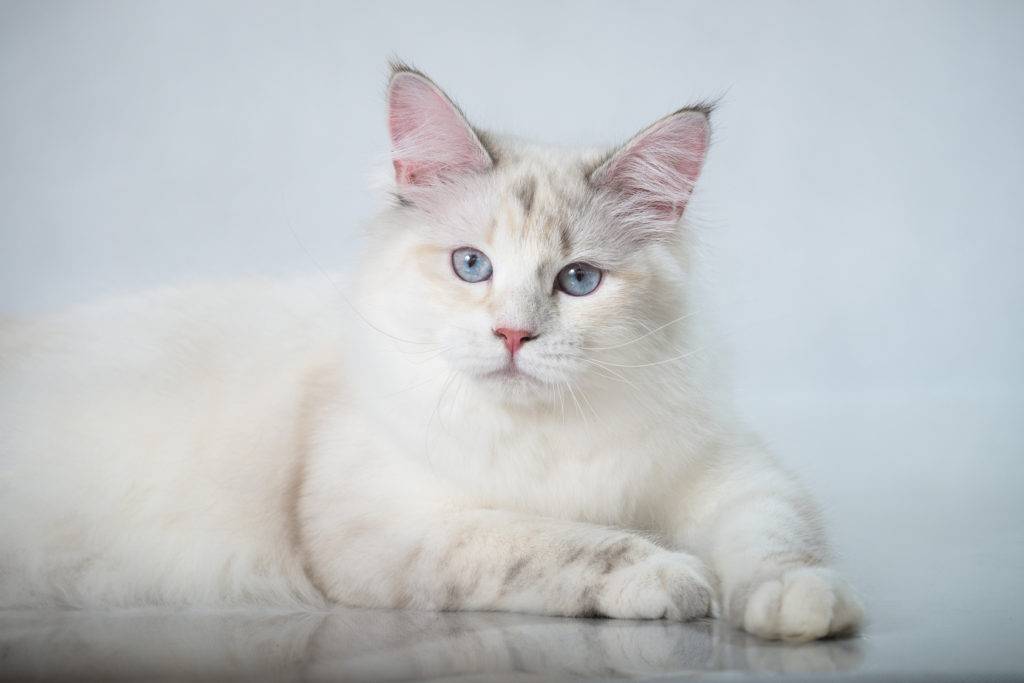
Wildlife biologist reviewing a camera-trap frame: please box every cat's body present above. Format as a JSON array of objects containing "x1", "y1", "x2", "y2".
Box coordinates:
[{"x1": 0, "y1": 66, "x2": 861, "y2": 642}]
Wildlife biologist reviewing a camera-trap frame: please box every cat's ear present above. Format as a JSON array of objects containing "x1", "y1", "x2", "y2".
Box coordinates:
[
  {"x1": 387, "y1": 67, "x2": 492, "y2": 194},
  {"x1": 591, "y1": 107, "x2": 710, "y2": 237}
]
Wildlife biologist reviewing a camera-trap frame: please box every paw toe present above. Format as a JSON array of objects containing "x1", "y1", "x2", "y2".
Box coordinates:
[
  {"x1": 741, "y1": 568, "x2": 862, "y2": 641},
  {"x1": 599, "y1": 553, "x2": 715, "y2": 621},
  {"x1": 743, "y1": 579, "x2": 783, "y2": 639}
]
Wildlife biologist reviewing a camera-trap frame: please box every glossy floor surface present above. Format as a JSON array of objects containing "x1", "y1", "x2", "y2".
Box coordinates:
[
  {"x1": 0, "y1": 609, "x2": 879, "y2": 682},
  {"x1": 2, "y1": 390, "x2": 1022, "y2": 681}
]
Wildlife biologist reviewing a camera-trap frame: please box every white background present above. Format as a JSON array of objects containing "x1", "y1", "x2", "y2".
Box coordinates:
[
  {"x1": 2, "y1": 1, "x2": 1022, "y2": 674},
  {"x1": 3, "y1": 1, "x2": 1021, "y2": 396}
]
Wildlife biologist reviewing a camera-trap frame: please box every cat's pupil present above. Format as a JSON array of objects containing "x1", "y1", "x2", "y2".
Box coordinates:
[
  {"x1": 573, "y1": 269, "x2": 583, "y2": 282},
  {"x1": 467, "y1": 254, "x2": 477, "y2": 268}
]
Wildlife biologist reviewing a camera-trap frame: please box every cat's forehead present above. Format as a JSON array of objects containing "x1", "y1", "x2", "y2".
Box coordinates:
[
  {"x1": 484, "y1": 136, "x2": 609, "y2": 195},
  {"x1": 480, "y1": 138, "x2": 612, "y2": 261}
]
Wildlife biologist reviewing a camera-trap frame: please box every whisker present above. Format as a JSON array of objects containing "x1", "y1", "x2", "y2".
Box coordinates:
[
  {"x1": 580, "y1": 310, "x2": 701, "y2": 352},
  {"x1": 581, "y1": 358, "x2": 640, "y2": 392},
  {"x1": 425, "y1": 371, "x2": 458, "y2": 454},
  {"x1": 575, "y1": 382, "x2": 600, "y2": 422},
  {"x1": 577, "y1": 309, "x2": 704, "y2": 352},
  {"x1": 589, "y1": 347, "x2": 703, "y2": 369},
  {"x1": 585, "y1": 359, "x2": 683, "y2": 390},
  {"x1": 565, "y1": 381, "x2": 589, "y2": 432},
  {"x1": 447, "y1": 374, "x2": 468, "y2": 421}
]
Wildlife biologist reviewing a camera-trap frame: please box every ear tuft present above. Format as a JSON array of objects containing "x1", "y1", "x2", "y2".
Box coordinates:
[
  {"x1": 591, "y1": 108, "x2": 711, "y2": 238},
  {"x1": 388, "y1": 58, "x2": 416, "y2": 77},
  {"x1": 387, "y1": 68, "x2": 492, "y2": 193}
]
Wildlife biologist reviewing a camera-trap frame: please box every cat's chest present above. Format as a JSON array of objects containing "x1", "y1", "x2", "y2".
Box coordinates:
[
  {"x1": 349, "y1": 354, "x2": 685, "y2": 528},
  {"x1": 420, "y1": 406, "x2": 670, "y2": 527}
]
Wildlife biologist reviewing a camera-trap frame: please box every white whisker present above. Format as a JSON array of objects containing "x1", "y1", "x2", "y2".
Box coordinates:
[
  {"x1": 581, "y1": 310, "x2": 700, "y2": 351},
  {"x1": 425, "y1": 371, "x2": 458, "y2": 456},
  {"x1": 565, "y1": 381, "x2": 589, "y2": 432},
  {"x1": 576, "y1": 382, "x2": 600, "y2": 422},
  {"x1": 581, "y1": 358, "x2": 640, "y2": 391},
  {"x1": 590, "y1": 347, "x2": 702, "y2": 369}
]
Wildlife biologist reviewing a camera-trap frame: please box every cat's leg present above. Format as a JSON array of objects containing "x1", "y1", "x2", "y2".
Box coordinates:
[
  {"x1": 673, "y1": 448, "x2": 863, "y2": 642},
  {"x1": 300, "y1": 498, "x2": 714, "y2": 621}
]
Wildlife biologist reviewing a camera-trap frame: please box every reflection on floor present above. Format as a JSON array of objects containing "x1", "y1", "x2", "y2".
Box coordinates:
[{"x1": 0, "y1": 608, "x2": 864, "y2": 681}]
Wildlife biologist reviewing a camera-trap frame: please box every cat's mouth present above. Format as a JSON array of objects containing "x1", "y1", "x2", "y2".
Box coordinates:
[
  {"x1": 467, "y1": 349, "x2": 580, "y2": 393},
  {"x1": 476, "y1": 364, "x2": 551, "y2": 405},
  {"x1": 475, "y1": 357, "x2": 555, "y2": 393},
  {"x1": 449, "y1": 346, "x2": 575, "y2": 397},
  {"x1": 486, "y1": 361, "x2": 534, "y2": 383}
]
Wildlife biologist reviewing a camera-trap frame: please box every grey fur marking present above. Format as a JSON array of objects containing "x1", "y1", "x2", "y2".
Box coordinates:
[
  {"x1": 504, "y1": 556, "x2": 530, "y2": 585},
  {"x1": 591, "y1": 538, "x2": 635, "y2": 575},
  {"x1": 442, "y1": 581, "x2": 464, "y2": 610},
  {"x1": 578, "y1": 585, "x2": 606, "y2": 618},
  {"x1": 498, "y1": 556, "x2": 533, "y2": 598},
  {"x1": 515, "y1": 176, "x2": 537, "y2": 215},
  {"x1": 562, "y1": 546, "x2": 587, "y2": 566}
]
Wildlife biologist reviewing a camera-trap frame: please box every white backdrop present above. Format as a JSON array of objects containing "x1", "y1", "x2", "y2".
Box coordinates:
[
  {"x1": 2, "y1": 1, "x2": 1021, "y2": 397},
  {"x1": 2, "y1": 1, "x2": 1023, "y2": 672}
]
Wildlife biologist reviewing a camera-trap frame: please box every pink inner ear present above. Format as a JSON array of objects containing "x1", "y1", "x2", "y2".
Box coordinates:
[
  {"x1": 594, "y1": 111, "x2": 710, "y2": 223},
  {"x1": 388, "y1": 73, "x2": 491, "y2": 188}
]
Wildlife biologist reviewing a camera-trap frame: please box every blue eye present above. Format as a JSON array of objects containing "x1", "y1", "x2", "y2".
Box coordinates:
[
  {"x1": 556, "y1": 263, "x2": 602, "y2": 296},
  {"x1": 452, "y1": 247, "x2": 493, "y2": 283}
]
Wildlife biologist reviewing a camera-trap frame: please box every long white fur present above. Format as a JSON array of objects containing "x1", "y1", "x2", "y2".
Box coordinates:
[{"x1": 0, "y1": 67, "x2": 861, "y2": 642}]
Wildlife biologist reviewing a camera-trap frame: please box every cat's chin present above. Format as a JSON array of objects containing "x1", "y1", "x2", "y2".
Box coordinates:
[
  {"x1": 483, "y1": 365, "x2": 541, "y2": 387},
  {"x1": 475, "y1": 365, "x2": 554, "y2": 406}
]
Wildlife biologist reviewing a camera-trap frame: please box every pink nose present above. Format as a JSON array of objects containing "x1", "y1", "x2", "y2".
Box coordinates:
[{"x1": 493, "y1": 328, "x2": 535, "y2": 356}]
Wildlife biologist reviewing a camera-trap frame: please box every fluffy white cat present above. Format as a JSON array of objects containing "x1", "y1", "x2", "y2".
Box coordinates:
[{"x1": 0, "y1": 65, "x2": 862, "y2": 642}]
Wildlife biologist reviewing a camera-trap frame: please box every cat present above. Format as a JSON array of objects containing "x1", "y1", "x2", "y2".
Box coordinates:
[{"x1": 0, "y1": 63, "x2": 862, "y2": 642}]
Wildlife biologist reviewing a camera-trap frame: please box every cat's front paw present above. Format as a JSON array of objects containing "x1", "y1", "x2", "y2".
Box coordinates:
[
  {"x1": 739, "y1": 567, "x2": 862, "y2": 642},
  {"x1": 593, "y1": 552, "x2": 715, "y2": 622}
]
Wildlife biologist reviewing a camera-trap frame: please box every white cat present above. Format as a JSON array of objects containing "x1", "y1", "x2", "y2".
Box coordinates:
[{"x1": 0, "y1": 65, "x2": 862, "y2": 642}]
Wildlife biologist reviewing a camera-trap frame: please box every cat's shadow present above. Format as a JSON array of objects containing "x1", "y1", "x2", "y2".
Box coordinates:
[{"x1": 0, "y1": 608, "x2": 863, "y2": 681}]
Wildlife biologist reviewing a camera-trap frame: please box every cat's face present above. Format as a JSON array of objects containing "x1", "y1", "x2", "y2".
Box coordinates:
[
  {"x1": 374, "y1": 66, "x2": 709, "y2": 406},
  {"x1": 382, "y1": 158, "x2": 677, "y2": 406}
]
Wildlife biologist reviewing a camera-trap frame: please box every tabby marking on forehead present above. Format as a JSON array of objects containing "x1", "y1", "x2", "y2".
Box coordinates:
[
  {"x1": 487, "y1": 168, "x2": 588, "y2": 262},
  {"x1": 515, "y1": 176, "x2": 536, "y2": 216}
]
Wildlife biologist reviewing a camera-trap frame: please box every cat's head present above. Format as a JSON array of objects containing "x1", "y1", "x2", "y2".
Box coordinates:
[{"x1": 368, "y1": 65, "x2": 710, "y2": 408}]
